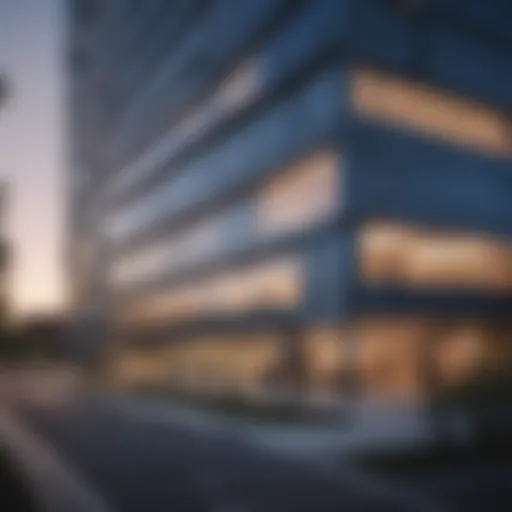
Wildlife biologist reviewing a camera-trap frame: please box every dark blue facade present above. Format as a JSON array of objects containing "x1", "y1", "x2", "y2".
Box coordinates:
[{"x1": 70, "y1": 0, "x2": 512, "y2": 395}]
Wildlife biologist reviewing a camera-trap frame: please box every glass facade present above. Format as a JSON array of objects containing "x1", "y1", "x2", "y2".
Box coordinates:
[{"x1": 69, "y1": 0, "x2": 512, "y2": 402}]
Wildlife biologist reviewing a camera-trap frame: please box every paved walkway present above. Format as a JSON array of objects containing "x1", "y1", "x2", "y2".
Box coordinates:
[
  {"x1": 106, "y1": 393, "x2": 433, "y2": 460},
  {"x1": 13, "y1": 391, "x2": 441, "y2": 512}
]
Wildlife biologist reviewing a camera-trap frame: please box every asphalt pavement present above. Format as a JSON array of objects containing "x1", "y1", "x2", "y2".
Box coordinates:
[{"x1": 15, "y1": 393, "x2": 435, "y2": 512}]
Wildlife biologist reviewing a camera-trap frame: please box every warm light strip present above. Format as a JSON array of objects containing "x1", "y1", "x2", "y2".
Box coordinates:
[{"x1": 351, "y1": 67, "x2": 512, "y2": 158}]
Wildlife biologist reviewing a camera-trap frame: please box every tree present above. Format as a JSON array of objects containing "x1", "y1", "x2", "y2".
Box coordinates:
[{"x1": 0, "y1": 74, "x2": 9, "y2": 107}]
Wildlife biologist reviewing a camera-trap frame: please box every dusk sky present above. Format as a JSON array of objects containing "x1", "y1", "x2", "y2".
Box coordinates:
[{"x1": 0, "y1": 0, "x2": 65, "y2": 317}]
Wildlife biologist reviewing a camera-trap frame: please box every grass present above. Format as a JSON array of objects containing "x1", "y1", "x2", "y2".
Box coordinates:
[{"x1": 0, "y1": 445, "x2": 38, "y2": 511}]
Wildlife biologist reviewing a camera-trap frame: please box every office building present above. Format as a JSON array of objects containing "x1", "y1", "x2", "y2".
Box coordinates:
[{"x1": 68, "y1": 0, "x2": 512, "y2": 401}]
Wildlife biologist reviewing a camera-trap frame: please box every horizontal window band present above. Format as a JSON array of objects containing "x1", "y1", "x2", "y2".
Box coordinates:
[
  {"x1": 258, "y1": 148, "x2": 340, "y2": 237},
  {"x1": 112, "y1": 217, "x2": 340, "y2": 302},
  {"x1": 110, "y1": 0, "x2": 302, "y2": 175},
  {"x1": 359, "y1": 221, "x2": 512, "y2": 292},
  {"x1": 108, "y1": 49, "x2": 339, "y2": 212},
  {"x1": 110, "y1": 147, "x2": 340, "y2": 290},
  {"x1": 353, "y1": 315, "x2": 512, "y2": 399},
  {"x1": 114, "y1": 308, "x2": 309, "y2": 347},
  {"x1": 110, "y1": 316, "x2": 512, "y2": 400},
  {"x1": 114, "y1": 255, "x2": 304, "y2": 331},
  {"x1": 105, "y1": 65, "x2": 341, "y2": 242},
  {"x1": 110, "y1": 123, "x2": 339, "y2": 258},
  {"x1": 105, "y1": 57, "x2": 263, "y2": 204},
  {"x1": 350, "y1": 67, "x2": 512, "y2": 159}
]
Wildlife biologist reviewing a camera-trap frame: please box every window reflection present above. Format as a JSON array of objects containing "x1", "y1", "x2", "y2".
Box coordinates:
[
  {"x1": 107, "y1": 70, "x2": 334, "y2": 241},
  {"x1": 110, "y1": 148, "x2": 338, "y2": 288},
  {"x1": 105, "y1": 59, "x2": 260, "y2": 200},
  {"x1": 111, "y1": 216, "x2": 220, "y2": 286}
]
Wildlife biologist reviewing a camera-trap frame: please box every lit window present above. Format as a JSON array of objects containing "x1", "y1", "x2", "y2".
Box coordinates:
[
  {"x1": 114, "y1": 256, "x2": 303, "y2": 328},
  {"x1": 258, "y1": 150, "x2": 339, "y2": 237},
  {"x1": 163, "y1": 334, "x2": 281, "y2": 392},
  {"x1": 436, "y1": 322, "x2": 491, "y2": 386},
  {"x1": 355, "y1": 317, "x2": 435, "y2": 400},
  {"x1": 359, "y1": 221, "x2": 512, "y2": 291},
  {"x1": 351, "y1": 67, "x2": 512, "y2": 158},
  {"x1": 109, "y1": 148, "x2": 338, "y2": 291},
  {"x1": 305, "y1": 327, "x2": 343, "y2": 394},
  {"x1": 354, "y1": 316, "x2": 512, "y2": 398}
]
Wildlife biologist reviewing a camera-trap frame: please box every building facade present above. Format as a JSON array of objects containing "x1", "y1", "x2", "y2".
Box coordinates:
[{"x1": 68, "y1": 0, "x2": 512, "y2": 401}]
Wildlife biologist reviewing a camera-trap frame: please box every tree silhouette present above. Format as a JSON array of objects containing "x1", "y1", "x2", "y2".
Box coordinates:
[{"x1": 0, "y1": 74, "x2": 9, "y2": 107}]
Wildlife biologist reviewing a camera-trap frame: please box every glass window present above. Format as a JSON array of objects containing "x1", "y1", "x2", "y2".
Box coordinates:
[
  {"x1": 216, "y1": 59, "x2": 260, "y2": 112},
  {"x1": 355, "y1": 316, "x2": 512, "y2": 399},
  {"x1": 114, "y1": 255, "x2": 303, "y2": 328},
  {"x1": 359, "y1": 221, "x2": 512, "y2": 291},
  {"x1": 258, "y1": 149, "x2": 339, "y2": 237},
  {"x1": 109, "y1": 146, "x2": 338, "y2": 290},
  {"x1": 106, "y1": 58, "x2": 260, "y2": 200},
  {"x1": 356, "y1": 317, "x2": 435, "y2": 400},
  {"x1": 304, "y1": 327, "x2": 343, "y2": 396},
  {"x1": 110, "y1": 333, "x2": 282, "y2": 393},
  {"x1": 110, "y1": 213, "x2": 222, "y2": 286},
  {"x1": 435, "y1": 321, "x2": 496, "y2": 386},
  {"x1": 107, "y1": 69, "x2": 337, "y2": 242},
  {"x1": 108, "y1": 318, "x2": 512, "y2": 396},
  {"x1": 166, "y1": 334, "x2": 281, "y2": 392},
  {"x1": 110, "y1": 240, "x2": 169, "y2": 286},
  {"x1": 351, "y1": 67, "x2": 512, "y2": 158}
]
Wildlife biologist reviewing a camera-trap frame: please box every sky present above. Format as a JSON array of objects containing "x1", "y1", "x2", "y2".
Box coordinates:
[{"x1": 0, "y1": 0, "x2": 65, "y2": 317}]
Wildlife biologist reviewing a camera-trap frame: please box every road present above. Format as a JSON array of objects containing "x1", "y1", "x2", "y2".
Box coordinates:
[
  {"x1": 400, "y1": 463, "x2": 512, "y2": 512},
  {"x1": 14, "y1": 392, "x2": 430, "y2": 512},
  {"x1": 6, "y1": 371, "x2": 512, "y2": 512}
]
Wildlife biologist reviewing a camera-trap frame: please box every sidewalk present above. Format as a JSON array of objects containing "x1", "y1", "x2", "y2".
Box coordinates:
[
  {"x1": 108, "y1": 393, "x2": 434, "y2": 461},
  {"x1": 0, "y1": 410, "x2": 111, "y2": 512},
  {"x1": 8, "y1": 387, "x2": 444, "y2": 512},
  {"x1": 104, "y1": 394, "x2": 443, "y2": 512}
]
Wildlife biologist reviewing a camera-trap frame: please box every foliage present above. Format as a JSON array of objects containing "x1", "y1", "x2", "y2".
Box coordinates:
[{"x1": 0, "y1": 327, "x2": 59, "y2": 362}]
